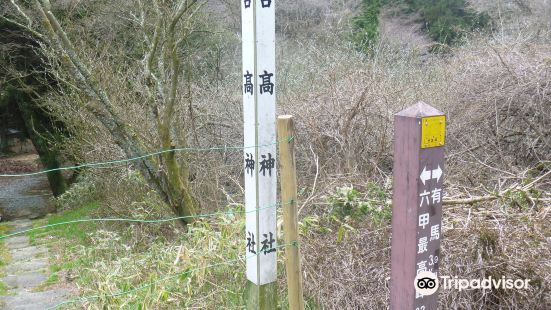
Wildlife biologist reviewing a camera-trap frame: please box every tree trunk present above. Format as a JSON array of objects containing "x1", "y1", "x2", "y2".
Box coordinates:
[
  {"x1": 0, "y1": 111, "x2": 7, "y2": 153},
  {"x1": 160, "y1": 125, "x2": 198, "y2": 224},
  {"x1": 11, "y1": 87, "x2": 68, "y2": 197},
  {"x1": 40, "y1": 151, "x2": 67, "y2": 197}
]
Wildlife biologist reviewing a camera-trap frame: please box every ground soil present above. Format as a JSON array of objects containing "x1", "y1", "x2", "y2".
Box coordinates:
[{"x1": 0, "y1": 154, "x2": 52, "y2": 222}]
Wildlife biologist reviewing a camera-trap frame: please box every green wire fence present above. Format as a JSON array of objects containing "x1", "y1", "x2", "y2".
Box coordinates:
[
  {"x1": 0, "y1": 200, "x2": 290, "y2": 240},
  {"x1": 0, "y1": 138, "x2": 290, "y2": 178},
  {"x1": 0, "y1": 200, "x2": 294, "y2": 309},
  {"x1": 0, "y1": 138, "x2": 297, "y2": 308}
]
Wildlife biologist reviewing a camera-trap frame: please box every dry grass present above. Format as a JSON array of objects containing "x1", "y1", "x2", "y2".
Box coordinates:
[
  {"x1": 30, "y1": 175, "x2": 262, "y2": 309},
  {"x1": 439, "y1": 205, "x2": 551, "y2": 309},
  {"x1": 269, "y1": 2, "x2": 551, "y2": 308}
]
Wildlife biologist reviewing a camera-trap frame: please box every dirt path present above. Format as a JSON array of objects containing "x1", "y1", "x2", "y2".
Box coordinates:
[
  {"x1": 0, "y1": 154, "x2": 72, "y2": 309},
  {"x1": 379, "y1": 7, "x2": 432, "y2": 54},
  {"x1": 0, "y1": 220, "x2": 71, "y2": 310},
  {"x1": 0, "y1": 154, "x2": 53, "y2": 221},
  {"x1": 0, "y1": 177, "x2": 52, "y2": 221}
]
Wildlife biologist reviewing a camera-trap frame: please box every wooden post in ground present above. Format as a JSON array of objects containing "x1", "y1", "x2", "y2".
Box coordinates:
[
  {"x1": 390, "y1": 102, "x2": 446, "y2": 310},
  {"x1": 277, "y1": 115, "x2": 305, "y2": 310},
  {"x1": 242, "y1": 0, "x2": 278, "y2": 308}
]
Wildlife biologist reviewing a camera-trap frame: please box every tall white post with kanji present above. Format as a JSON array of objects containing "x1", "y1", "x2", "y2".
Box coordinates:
[{"x1": 242, "y1": 0, "x2": 278, "y2": 308}]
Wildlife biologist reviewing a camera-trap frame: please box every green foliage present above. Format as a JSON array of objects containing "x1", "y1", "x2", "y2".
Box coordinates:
[
  {"x1": 351, "y1": 0, "x2": 490, "y2": 50},
  {"x1": 53, "y1": 172, "x2": 101, "y2": 211},
  {"x1": 327, "y1": 184, "x2": 391, "y2": 225},
  {"x1": 0, "y1": 223, "x2": 11, "y2": 237},
  {"x1": 0, "y1": 223, "x2": 11, "y2": 269},
  {"x1": 24, "y1": 202, "x2": 321, "y2": 308},
  {"x1": 299, "y1": 215, "x2": 322, "y2": 236},
  {"x1": 0, "y1": 281, "x2": 8, "y2": 296},
  {"x1": 0, "y1": 244, "x2": 8, "y2": 269},
  {"x1": 28, "y1": 201, "x2": 100, "y2": 244},
  {"x1": 351, "y1": 0, "x2": 382, "y2": 51},
  {"x1": 477, "y1": 227, "x2": 500, "y2": 260},
  {"x1": 404, "y1": 0, "x2": 490, "y2": 45},
  {"x1": 501, "y1": 188, "x2": 543, "y2": 212},
  {"x1": 45, "y1": 272, "x2": 59, "y2": 285}
]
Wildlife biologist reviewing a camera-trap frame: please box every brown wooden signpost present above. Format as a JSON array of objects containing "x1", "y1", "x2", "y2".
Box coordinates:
[{"x1": 391, "y1": 102, "x2": 446, "y2": 310}]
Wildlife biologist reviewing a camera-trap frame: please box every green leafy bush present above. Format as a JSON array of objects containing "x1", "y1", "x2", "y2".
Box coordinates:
[
  {"x1": 328, "y1": 184, "x2": 391, "y2": 225},
  {"x1": 351, "y1": 0, "x2": 383, "y2": 51},
  {"x1": 404, "y1": 0, "x2": 490, "y2": 45},
  {"x1": 351, "y1": 0, "x2": 490, "y2": 52}
]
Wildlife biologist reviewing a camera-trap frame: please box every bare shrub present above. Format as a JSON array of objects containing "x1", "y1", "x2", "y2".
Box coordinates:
[
  {"x1": 278, "y1": 31, "x2": 453, "y2": 179},
  {"x1": 470, "y1": 0, "x2": 551, "y2": 31},
  {"x1": 273, "y1": 4, "x2": 551, "y2": 309},
  {"x1": 442, "y1": 33, "x2": 551, "y2": 188}
]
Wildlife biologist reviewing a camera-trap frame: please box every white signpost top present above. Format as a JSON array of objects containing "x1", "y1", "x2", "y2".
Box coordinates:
[{"x1": 242, "y1": 0, "x2": 277, "y2": 286}]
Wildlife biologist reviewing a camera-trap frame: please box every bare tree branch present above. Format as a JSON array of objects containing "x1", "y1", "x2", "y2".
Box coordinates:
[{"x1": 0, "y1": 15, "x2": 44, "y2": 39}]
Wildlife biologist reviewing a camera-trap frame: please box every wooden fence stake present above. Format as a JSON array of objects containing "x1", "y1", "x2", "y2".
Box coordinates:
[
  {"x1": 278, "y1": 115, "x2": 305, "y2": 310},
  {"x1": 390, "y1": 102, "x2": 446, "y2": 310}
]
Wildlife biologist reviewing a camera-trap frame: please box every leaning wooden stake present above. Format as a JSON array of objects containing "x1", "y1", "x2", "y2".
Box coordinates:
[{"x1": 278, "y1": 115, "x2": 305, "y2": 310}]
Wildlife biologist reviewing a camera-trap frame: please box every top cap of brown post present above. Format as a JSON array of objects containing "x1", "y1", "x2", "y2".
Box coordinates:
[{"x1": 396, "y1": 102, "x2": 443, "y2": 118}]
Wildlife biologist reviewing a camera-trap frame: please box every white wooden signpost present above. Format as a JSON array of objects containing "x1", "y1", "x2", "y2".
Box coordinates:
[{"x1": 242, "y1": 0, "x2": 277, "y2": 299}]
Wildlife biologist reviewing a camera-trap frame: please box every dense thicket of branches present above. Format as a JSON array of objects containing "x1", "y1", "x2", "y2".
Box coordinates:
[
  {"x1": 2, "y1": 0, "x2": 211, "y2": 224},
  {"x1": 0, "y1": 18, "x2": 68, "y2": 196}
]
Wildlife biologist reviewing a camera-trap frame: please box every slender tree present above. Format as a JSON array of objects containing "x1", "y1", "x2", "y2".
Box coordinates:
[
  {"x1": 2, "y1": 0, "x2": 205, "y2": 225},
  {"x1": 0, "y1": 17, "x2": 68, "y2": 196}
]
